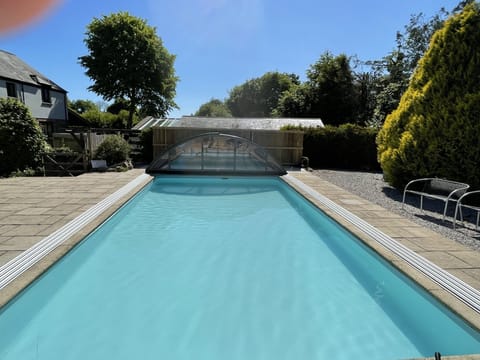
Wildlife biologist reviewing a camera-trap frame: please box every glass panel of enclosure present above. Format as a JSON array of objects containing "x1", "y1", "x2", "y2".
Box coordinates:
[{"x1": 146, "y1": 133, "x2": 286, "y2": 176}]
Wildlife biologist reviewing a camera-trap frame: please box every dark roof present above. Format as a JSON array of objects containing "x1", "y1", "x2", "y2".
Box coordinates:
[
  {"x1": 67, "y1": 108, "x2": 90, "y2": 127},
  {"x1": 135, "y1": 116, "x2": 324, "y2": 130},
  {"x1": 0, "y1": 50, "x2": 66, "y2": 92}
]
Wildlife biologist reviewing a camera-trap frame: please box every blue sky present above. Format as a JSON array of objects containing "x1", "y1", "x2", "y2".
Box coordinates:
[{"x1": 0, "y1": 0, "x2": 460, "y2": 118}]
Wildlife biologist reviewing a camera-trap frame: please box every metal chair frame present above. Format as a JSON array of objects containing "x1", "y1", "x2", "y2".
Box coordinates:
[
  {"x1": 453, "y1": 190, "x2": 480, "y2": 230},
  {"x1": 402, "y1": 178, "x2": 470, "y2": 222}
]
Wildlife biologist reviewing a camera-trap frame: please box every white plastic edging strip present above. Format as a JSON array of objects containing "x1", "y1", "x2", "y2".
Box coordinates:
[
  {"x1": 283, "y1": 174, "x2": 480, "y2": 313},
  {"x1": 0, "y1": 173, "x2": 151, "y2": 291}
]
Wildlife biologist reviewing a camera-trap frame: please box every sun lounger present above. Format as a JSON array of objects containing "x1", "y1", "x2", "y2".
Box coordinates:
[
  {"x1": 453, "y1": 190, "x2": 480, "y2": 230},
  {"x1": 402, "y1": 178, "x2": 470, "y2": 221}
]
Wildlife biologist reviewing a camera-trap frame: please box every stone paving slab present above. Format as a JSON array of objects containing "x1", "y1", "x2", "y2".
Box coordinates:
[
  {"x1": 0, "y1": 250, "x2": 24, "y2": 266},
  {"x1": 0, "y1": 236, "x2": 44, "y2": 251}
]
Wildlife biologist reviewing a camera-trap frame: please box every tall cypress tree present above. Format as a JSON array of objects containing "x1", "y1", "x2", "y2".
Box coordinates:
[{"x1": 377, "y1": 3, "x2": 480, "y2": 188}]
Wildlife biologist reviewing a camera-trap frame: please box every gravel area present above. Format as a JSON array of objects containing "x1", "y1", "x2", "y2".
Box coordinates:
[{"x1": 312, "y1": 169, "x2": 480, "y2": 252}]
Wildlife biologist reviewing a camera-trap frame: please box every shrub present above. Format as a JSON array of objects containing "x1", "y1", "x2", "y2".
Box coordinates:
[
  {"x1": 0, "y1": 98, "x2": 47, "y2": 177},
  {"x1": 284, "y1": 124, "x2": 380, "y2": 170},
  {"x1": 82, "y1": 109, "x2": 138, "y2": 129},
  {"x1": 377, "y1": 4, "x2": 480, "y2": 189},
  {"x1": 94, "y1": 135, "x2": 131, "y2": 165},
  {"x1": 9, "y1": 168, "x2": 37, "y2": 177}
]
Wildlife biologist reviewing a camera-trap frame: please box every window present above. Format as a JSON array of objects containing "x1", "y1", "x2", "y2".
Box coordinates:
[
  {"x1": 6, "y1": 82, "x2": 16, "y2": 97},
  {"x1": 41, "y1": 86, "x2": 51, "y2": 103}
]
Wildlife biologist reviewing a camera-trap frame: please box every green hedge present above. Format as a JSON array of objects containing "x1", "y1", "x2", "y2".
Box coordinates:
[{"x1": 285, "y1": 124, "x2": 380, "y2": 170}]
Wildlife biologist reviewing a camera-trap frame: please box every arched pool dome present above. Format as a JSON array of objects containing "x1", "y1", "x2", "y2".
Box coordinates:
[{"x1": 146, "y1": 132, "x2": 287, "y2": 176}]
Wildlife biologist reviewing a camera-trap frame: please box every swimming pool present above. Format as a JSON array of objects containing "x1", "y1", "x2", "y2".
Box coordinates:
[{"x1": 0, "y1": 176, "x2": 479, "y2": 359}]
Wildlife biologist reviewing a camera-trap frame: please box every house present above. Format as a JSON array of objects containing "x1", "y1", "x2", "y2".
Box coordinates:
[{"x1": 0, "y1": 49, "x2": 68, "y2": 136}]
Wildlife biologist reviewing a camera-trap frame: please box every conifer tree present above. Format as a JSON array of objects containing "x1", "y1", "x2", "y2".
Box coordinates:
[
  {"x1": 0, "y1": 98, "x2": 47, "y2": 176},
  {"x1": 377, "y1": 3, "x2": 480, "y2": 188}
]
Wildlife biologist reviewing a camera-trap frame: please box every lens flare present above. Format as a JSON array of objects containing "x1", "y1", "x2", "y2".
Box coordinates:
[{"x1": 0, "y1": 0, "x2": 62, "y2": 34}]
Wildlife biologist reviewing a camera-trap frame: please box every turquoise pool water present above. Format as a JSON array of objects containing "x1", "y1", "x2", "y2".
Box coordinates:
[{"x1": 0, "y1": 176, "x2": 479, "y2": 359}]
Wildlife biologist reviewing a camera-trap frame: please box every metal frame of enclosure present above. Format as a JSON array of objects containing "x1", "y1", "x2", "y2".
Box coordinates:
[
  {"x1": 146, "y1": 132, "x2": 287, "y2": 176},
  {"x1": 151, "y1": 127, "x2": 304, "y2": 166}
]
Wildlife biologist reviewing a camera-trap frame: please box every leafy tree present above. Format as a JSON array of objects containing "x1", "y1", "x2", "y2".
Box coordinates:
[
  {"x1": 111, "y1": 110, "x2": 136, "y2": 129},
  {"x1": 377, "y1": 3, "x2": 480, "y2": 188},
  {"x1": 226, "y1": 72, "x2": 299, "y2": 117},
  {"x1": 82, "y1": 109, "x2": 138, "y2": 129},
  {"x1": 397, "y1": 11, "x2": 448, "y2": 72},
  {"x1": 69, "y1": 99, "x2": 99, "y2": 114},
  {"x1": 107, "y1": 98, "x2": 130, "y2": 115},
  {"x1": 307, "y1": 52, "x2": 357, "y2": 125},
  {"x1": 79, "y1": 12, "x2": 178, "y2": 128},
  {"x1": 274, "y1": 84, "x2": 312, "y2": 118},
  {"x1": 369, "y1": 50, "x2": 410, "y2": 127},
  {"x1": 82, "y1": 109, "x2": 116, "y2": 128},
  {"x1": 0, "y1": 98, "x2": 47, "y2": 176},
  {"x1": 367, "y1": 10, "x2": 448, "y2": 126},
  {"x1": 194, "y1": 98, "x2": 232, "y2": 117},
  {"x1": 352, "y1": 71, "x2": 378, "y2": 125},
  {"x1": 276, "y1": 52, "x2": 356, "y2": 125}
]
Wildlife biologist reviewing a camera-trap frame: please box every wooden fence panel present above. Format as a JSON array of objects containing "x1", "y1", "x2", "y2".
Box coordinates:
[
  {"x1": 53, "y1": 129, "x2": 143, "y2": 165},
  {"x1": 86, "y1": 132, "x2": 109, "y2": 156},
  {"x1": 86, "y1": 130, "x2": 142, "y2": 161}
]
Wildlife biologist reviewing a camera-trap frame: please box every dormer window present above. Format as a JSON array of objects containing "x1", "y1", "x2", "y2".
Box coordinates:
[
  {"x1": 6, "y1": 82, "x2": 16, "y2": 97},
  {"x1": 41, "y1": 86, "x2": 51, "y2": 103}
]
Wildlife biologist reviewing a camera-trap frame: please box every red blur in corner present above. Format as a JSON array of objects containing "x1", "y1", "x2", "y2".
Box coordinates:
[{"x1": 0, "y1": 0, "x2": 62, "y2": 34}]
